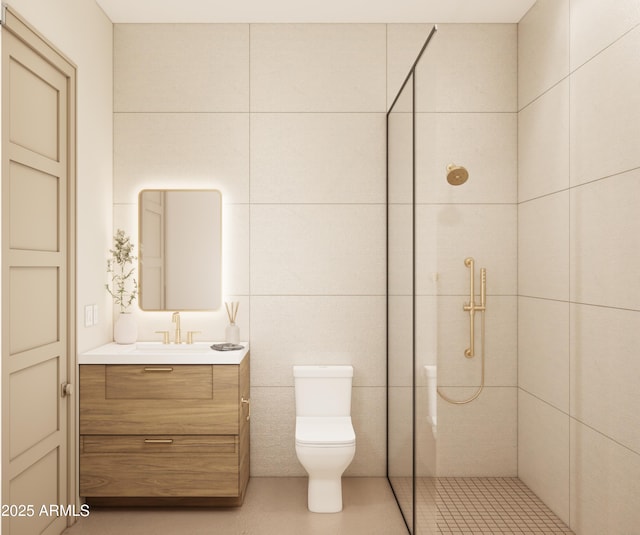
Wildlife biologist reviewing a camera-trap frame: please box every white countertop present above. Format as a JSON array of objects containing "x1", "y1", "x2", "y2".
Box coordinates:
[{"x1": 79, "y1": 341, "x2": 249, "y2": 365}]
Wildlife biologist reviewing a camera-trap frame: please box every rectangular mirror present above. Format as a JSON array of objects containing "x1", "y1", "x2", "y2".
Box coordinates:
[{"x1": 138, "y1": 189, "x2": 222, "y2": 311}]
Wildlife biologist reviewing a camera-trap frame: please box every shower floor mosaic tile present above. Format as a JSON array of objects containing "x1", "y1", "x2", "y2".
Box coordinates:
[{"x1": 393, "y1": 477, "x2": 574, "y2": 534}]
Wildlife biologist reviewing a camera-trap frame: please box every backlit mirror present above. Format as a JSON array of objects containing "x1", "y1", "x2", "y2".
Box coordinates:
[{"x1": 138, "y1": 189, "x2": 222, "y2": 311}]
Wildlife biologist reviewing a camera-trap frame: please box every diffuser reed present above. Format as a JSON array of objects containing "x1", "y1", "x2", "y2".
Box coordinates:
[{"x1": 225, "y1": 301, "x2": 239, "y2": 325}]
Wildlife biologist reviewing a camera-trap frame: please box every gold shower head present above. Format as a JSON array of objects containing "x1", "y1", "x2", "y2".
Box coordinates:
[{"x1": 446, "y1": 164, "x2": 469, "y2": 186}]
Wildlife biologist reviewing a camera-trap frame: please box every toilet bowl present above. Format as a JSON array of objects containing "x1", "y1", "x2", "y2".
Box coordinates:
[
  {"x1": 293, "y1": 366, "x2": 356, "y2": 513},
  {"x1": 295, "y1": 416, "x2": 356, "y2": 513}
]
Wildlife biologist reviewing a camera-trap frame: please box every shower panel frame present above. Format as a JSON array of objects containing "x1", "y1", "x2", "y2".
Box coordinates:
[{"x1": 386, "y1": 25, "x2": 437, "y2": 535}]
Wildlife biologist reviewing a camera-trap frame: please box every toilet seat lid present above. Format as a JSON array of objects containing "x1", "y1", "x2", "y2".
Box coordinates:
[{"x1": 295, "y1": 416, "x2": 355, "y2": 446}]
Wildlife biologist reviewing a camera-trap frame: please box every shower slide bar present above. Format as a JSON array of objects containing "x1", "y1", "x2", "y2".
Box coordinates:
[
  {"x1": 463, "y1": 257, "x2": 486, "y2": 358},
  {"x1": 437, "y1": 257, "x2": 487, "y2": 405}
]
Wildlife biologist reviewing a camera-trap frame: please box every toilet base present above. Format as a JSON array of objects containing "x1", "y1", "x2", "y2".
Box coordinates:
[{"x1": 307, "y1": 477, "x2": 343, "y2": 513}]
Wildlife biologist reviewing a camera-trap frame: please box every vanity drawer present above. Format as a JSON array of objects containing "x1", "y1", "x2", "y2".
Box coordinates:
[
  {"x1": 80, "y1": 364, "x2": 240, "y2": 435},
  {"x1": 105, "y1": 365, "x2": 213, "y2": 399},
  {"x1": 80, "y1": 435, "x2": 239, "y2": 497}
]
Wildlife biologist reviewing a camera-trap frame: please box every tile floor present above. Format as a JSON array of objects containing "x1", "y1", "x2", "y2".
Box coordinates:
[
  {"x1": 62, "y1": 477, "x2": 408, "y2": 535},
  {"x1": 434, "y1": 478, "x2": 574, "y2": 534},
  {"x1": 391, "y1": 476, "x2": 574, "y2": 534}
]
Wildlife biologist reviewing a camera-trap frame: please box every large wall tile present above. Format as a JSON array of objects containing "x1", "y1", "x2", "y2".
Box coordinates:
[
  {"x1": 415, "y1": 24, "x2": 517, "y2": 112},
  {"x1": 113, "y1": 113, "x2": 249, "y2": 204},
  {"x1": 388, "y1": 295, "x2": 413, "y2": 388},
  {"x1": 570, "y1": 420, "x2": 640, "y2": 534},
  {"x1": 250, "y1": 386, "x2": 299, "y2": 476},
  {"x1": 515, "y1": 5, "x2": 640, "y2": 527},
  {"x1": 388, "y1": 386, "x2": 413, "y2": 477},
  {"x1": 418, "y1": 296, "x2": 517, "y2": 388},
  {"x1": 387, "y1": 109, "x2": 413, "y2": 203},
  {"x1": 570, "y1": 303, "x2": 640, "y2": 454},
  {"x1": 249, "y1": 296, "x2": 385, "y2": 387},
  {"x1": 114, "y1": 24, "x2": 249, "y2": 112},
  {"x1": 518, "y1": 79, "x2": 570, "y2": 202},
  {"x1": 436, "y1": 387, "x2": 517, "y2": 476},
  {"x1": 518, "y1": 0, "x2": 570, "y2": 108},
  {"x1": 388, "y1": 204, "x2": 413, "y2": 298},
  {"x1": 415, "y1": 296, "x2": 438, "y2": 376},
  {"x1": 518, "y1": 390, "x2": 570, "y2": 524},
  {"x1": 570, "y1": 0, "x2": 640, "y2": 71},
  {"x1": 415, "y1": 112, "x2": 517, "y2": 204},
  {"x1": 250, "y1": 113, "x2": 385, "y2": 204},
  {"x1": 570, "y1": 169, "x2": 640, "y2": 310},
  {"x1": 415, "y1": 381, "x2": 437, "y2": 478},
  {"x1": 416, "y1": 204, "x2": 517, "y2": 296},
  {"x1": 250, "y1": 24, "x2": 386, "y2": 112},
  {"x1": 518, "y1": 297, "x2": 570, "y2": 412},
  {"x1": 518, "y1": 191, "x2": 569, "y2": 301},
  {"x1": 570, "y1": 26, "x2": 640, "y2": 186},
  {"x1": 349, "y1": 386, "x2": 387, "y2": 476},
  {"x1": 250, "y1": 204, "x2": 385, "y2": 296},
  {"x1": 223, "y1": 204, "x2": 250, "y2": 297}
]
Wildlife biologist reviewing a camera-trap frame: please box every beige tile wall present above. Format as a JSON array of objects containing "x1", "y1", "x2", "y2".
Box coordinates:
[
  {"x1": 113, "y1": 23, "x2": 387, "y2": 477},
  {"x1": 114, "y1": 24, "x2": 250, "y2": 112},
  {"x1": 115, "y1": 21, "x2": 522, "y2": 482},
  {"x1": 518, "y1": 390, "x2": 570, "y2": 521},
  {"x1": 250, "y1": 24, "x2": 386, "y2": 112},
  {"x1": 517, "y1": 0, "x2": 640, "y2": 532},
  {"x1": 112, "y1": 12, "x2": 640, "y2": 509}
]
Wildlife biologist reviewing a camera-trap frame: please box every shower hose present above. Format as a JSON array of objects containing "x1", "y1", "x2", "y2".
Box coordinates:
[{"x1": 436, "y1": 307, "x2": 486, "y2": 405}]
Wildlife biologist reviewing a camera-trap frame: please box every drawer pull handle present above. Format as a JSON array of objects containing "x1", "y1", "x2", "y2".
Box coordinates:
[
  {"x1": 144, "y1": 439, "x2": 174, "y2": 444},
  {"x1": 143, "y1": 367, "x2": 174, "y2": 372},
  {"x1": 241, "y1": 397, "x2": 251, "y2": 421}
]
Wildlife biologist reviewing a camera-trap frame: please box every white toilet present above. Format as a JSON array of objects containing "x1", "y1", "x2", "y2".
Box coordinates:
[{"x1": 293, "y1": 365, "x2": 356, "y2": 513}]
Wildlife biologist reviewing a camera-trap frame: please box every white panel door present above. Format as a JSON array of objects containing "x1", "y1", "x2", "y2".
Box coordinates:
[{"x1": 2, "y1": 8, "x2": 76, "y2": 535}]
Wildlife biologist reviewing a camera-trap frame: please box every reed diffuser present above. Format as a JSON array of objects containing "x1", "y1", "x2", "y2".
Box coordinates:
[{"x1": 225, "y1": 301, "x2": 240, "y2": 344}]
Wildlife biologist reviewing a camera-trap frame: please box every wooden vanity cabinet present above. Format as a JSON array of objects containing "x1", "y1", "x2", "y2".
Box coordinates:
[{"x1": 79, "y1": 354, "x2": 249, "y2": 506}]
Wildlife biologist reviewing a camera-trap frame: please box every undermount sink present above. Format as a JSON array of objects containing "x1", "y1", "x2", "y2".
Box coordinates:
[{"x1": 135, "y1": 341, "x2": 215, "y2": 352}]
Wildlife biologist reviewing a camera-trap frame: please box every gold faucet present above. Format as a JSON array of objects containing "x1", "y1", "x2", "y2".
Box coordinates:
[{"x1": 172, "y1": 311, "x2": 182, "y2": 344}]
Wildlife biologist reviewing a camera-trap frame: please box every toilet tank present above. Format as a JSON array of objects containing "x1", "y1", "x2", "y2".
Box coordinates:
[{"x1": 293, "y1": 365, "x2": 353, "y2": 417}]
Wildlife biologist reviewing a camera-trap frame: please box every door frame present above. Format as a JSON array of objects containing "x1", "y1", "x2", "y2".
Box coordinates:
[{"x1": 1, "y1": 4, "x2": 77, "y2": 529}]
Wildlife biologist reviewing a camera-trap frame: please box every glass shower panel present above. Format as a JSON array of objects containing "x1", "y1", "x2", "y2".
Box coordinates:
[
  {"x1": 387, "y1": 25, "x2": 439, "y2": 535},
  {"x1": 388, "y1": 22, "x2": 527, "y2": 535},
  {"x1": 414, "y1": 100, "x2": 440, "y2": 535},
  {"x1": 387, "y1": 71, "x2": 415, "y2": 533}
]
